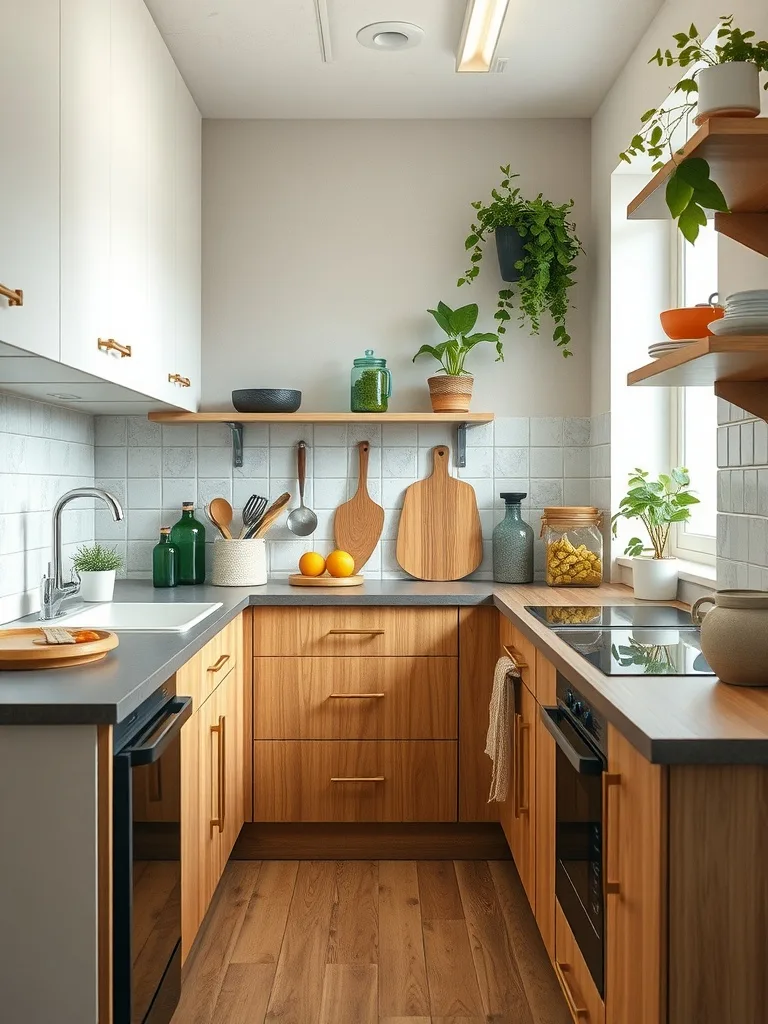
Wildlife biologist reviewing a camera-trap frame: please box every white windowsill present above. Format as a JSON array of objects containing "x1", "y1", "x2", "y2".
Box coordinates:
[{"x1": 616, "y1": 556, "x2": 716, "y2": 591}]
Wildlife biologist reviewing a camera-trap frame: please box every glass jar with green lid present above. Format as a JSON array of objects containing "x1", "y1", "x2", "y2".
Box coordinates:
[{"x1": 350, "y1": 349, "x2": 392, "y2": 412}]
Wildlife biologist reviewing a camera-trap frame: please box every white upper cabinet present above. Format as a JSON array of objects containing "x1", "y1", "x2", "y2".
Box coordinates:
[{"x1": 0, "y1": 0, "x2": 60, "y2": 360}]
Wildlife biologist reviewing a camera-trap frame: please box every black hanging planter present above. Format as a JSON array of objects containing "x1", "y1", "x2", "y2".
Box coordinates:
[{"x1": 495, "y1": 225, "x2": 525, "y2": 283}]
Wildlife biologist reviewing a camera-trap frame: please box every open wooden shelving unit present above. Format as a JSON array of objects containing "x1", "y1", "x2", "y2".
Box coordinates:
[{"x1": 626, "y1": 118, "x2": 768, "y2": 420}]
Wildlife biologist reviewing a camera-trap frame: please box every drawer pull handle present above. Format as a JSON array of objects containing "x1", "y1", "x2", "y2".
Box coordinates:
[
  {"x1": 210, "y1": 715, "x2": 225, "y2": 834},
  {"x1": 328, "y1": 629, "x2": 385, "y2": 636},
  {"x1": 207, "y1": 654, "x2": 230, "y2": 673},
  {"x1": 331, "y1": 776, "x2": 385, "y2": 783},
  {"x1": 553, "y1": 961, "x2": 588, "y2": 1019},
  {"x1": 97, "y1": 337, "x2": 132, "y2": 358},
  {"x1": 168, "y1": 373, "x2": 191, "y2": 387},
  {"x1": 328, "y1": 692, "x2": 385, "y2": 699},
  {"x1": 503, "y1": 644, "x2": 528, "y2": 669},
  {"x1": 604, "y1": 772, "x2": 622, "y2": 895},
  {"x1": 514, "y1": 714, "x2": 531, "y2": 818},
  {"x1": 0, "y1": 283, "x2": 23, "y2": 306}
]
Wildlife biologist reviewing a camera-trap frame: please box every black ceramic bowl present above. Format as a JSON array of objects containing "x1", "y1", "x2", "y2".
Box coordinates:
[{"x1": 231, "y1": 389, "x2": 302, "y2": 413}]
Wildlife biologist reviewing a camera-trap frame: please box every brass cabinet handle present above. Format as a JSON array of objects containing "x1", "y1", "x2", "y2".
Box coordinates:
[
  {"x1": 207, "y1": 653, "x2": 230, "y2": 673},
  {"x1": 553, "y1": 961, "x2": 589, "y2": 1019},
  {"x1": 503, "y1": 644, "x2": 528, "y2": 669},
  {"x1": 331, "y1": 776, "x2": 385, "y2": 783},
  {"x1": 168, "y1": 373, "x2": 191, "y2": 387},
  {"x1": 604, "y1": 772, "x2": 622, "y2": 895},
  {"x1": 0, "y1": 283, "x2": 23, "y2": 306},
  {"x1": 328, "y1": 692, "x2": 385, "y2": 699},
  {"x1": 210, "y1": 715, "x2": 225, "y2": 834},
  {"x1": 518, "y1": 719, "x2": 531, "y2": 814},
  {"x1": 328, "y1": 628, "x2": 385, "y2": 636},
  {"x1": 97, "y1": 337, "x2": 132, "y2": 358}
]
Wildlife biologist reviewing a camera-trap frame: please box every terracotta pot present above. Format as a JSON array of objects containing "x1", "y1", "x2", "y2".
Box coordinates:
[
  {"x1": 692, "y1": 589, "x2": 768, "y2": 686},
  {"x1": 695, "y1": 62, "x2": 761, "y2": 124},
  {"x1": 631, "y1": 556, "x2": 678, "y2": 601},
  {"x1": 427, "y1": 374, "x2": 473, "y2": 413}
]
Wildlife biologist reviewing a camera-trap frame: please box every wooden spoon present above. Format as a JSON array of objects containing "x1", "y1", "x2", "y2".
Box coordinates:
[
  {"x1": 252, "y1": 492, "x2": 292, "y2": 538},
  {"x1": 207, "y1": 497, "x2": 233, "y2": 540}
]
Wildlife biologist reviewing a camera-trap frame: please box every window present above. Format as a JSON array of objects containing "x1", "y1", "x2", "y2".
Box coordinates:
[{"x1": 669, "y1": 220, "x2": 718, "y2": 560}]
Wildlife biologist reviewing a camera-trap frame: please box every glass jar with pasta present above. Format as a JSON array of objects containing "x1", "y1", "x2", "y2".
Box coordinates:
[{"x1": 541, "y1": 507, "x2": 603, "y2": 587}]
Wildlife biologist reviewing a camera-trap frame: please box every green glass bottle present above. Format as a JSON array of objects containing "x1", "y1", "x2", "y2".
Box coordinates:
[
  {"x1": 152, "y1": 527, "x2": 178, "y2": 588},
  {"x1": 170, "y1": 502, "x2": 206, "y2": 585},
  {"x1": 492, "y1": 492, "x2": 534, "y2": 583}
]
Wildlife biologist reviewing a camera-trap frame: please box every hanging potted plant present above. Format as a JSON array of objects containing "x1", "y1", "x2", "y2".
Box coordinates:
[
  {"x1": 611, "y1": 468, "x2": 699, "y2": 601},
  {"x1": 413, "y1": 301, "x2": 503, "y2": 413},
  {"x1": 458, "y1": 166, "x2": 583, "y2": 357},
  {"x1": 72, "y1": 543, "x2": 124, "y2": 602},
  {"x1": 620, "y1": 16, "x2": 768, "y2": 242}
]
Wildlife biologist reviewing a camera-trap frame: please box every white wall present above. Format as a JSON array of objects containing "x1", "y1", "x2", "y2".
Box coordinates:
[{"x1": 202, "y1": 119, "x2": 592, "y2": 416}]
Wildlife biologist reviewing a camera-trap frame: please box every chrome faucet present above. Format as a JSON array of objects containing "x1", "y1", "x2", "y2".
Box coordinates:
[{"x1": 40, "y1": 487, "x2": 124, "y2": 620}]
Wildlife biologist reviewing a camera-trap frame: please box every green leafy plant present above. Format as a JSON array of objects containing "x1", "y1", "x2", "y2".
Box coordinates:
[
  {"x1": 72, "y1": 543, "x2": 124, "y2": 573},
  {"x1": 413, "y1": 301, "x2": 503, "y2": 376},
  {"x1": 611, "y1": 639, "x2": 677, "y2": 674},
  {"x1": 611, "y1": 468, "x2": 700, "y2": 559},
  {"x1": 620, "y1": 16, "x2": 768, "y2": 242},
  {"x1": 458, "y1": 166, "x2": 583, "y2": 357}
]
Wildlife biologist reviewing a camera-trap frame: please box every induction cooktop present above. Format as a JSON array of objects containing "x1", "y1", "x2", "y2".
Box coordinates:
[
  {"x1": 550, "y1": 626, "x2": 714, "y2": 676},
  {"x1": 525, "y1": 603, "x2": 693, "y2": 629}
]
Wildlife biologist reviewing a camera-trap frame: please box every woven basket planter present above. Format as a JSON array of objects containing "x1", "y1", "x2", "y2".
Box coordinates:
[
  {"x1": 427, "y1": 374, "x2": 474, "y2": 413},
  {"x1": 212, "y1": 538, "x2": 267, "y2": 587}
]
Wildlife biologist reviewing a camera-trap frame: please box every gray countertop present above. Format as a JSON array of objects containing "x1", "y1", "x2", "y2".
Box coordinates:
[{"x1": 4, "y1": 578, "x2": 768, "y2": 766}]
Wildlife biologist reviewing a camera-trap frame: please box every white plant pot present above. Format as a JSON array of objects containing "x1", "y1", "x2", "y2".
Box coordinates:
[
  {"x1": 696, "y1": 62, "x2": 760, "y2": 123},
  {"x1": 631, "y1": 557, "x2": 678, "y2": 602},
  {"x1": 78, "y1": 569, "x2": 116, "y2": 602}
]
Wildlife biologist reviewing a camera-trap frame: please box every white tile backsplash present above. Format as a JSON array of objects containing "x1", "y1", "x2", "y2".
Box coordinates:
[{"x1": 717, "y1": 403, "x2": 768, "y2": 587}]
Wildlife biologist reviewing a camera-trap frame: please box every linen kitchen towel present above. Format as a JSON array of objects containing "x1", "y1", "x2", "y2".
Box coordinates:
[{"x1": 485, "y1": 654, "x2": 522, "y2": 802}]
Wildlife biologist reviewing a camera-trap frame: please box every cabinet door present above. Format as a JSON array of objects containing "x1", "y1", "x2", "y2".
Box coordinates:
[
  {"x1": 218, "y1": 661, "x2": 245, "y2": 864},
  {"x1": 555, "y1": 902, "x2": 605, "y2": 1024},
  {"x1": 180, "y1": 705, "x2": 202, "y2": 963},
  {"x1": 534, "y1": 653, "x2": 557, "y2": 960},
  {"x1": 500, "y1": 680, "x2": 536, "y2": 908},
  {"x1": 0, "y1": 0, "x2": 59, "y2": 358},
  {"x1": 200, "y1": 689, "x2": 224, "y2": 909},
  {"x1": 605, "y1": 726, "x2": 666, "y2": 1024},
  {"x1": 172, "y1": 71, "x2": 202, "y2": 411}
]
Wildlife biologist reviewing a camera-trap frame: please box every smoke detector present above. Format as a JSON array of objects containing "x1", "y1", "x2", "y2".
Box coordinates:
[{"x1": 357, "y1": 22, "x2": 425, "y2": 51}]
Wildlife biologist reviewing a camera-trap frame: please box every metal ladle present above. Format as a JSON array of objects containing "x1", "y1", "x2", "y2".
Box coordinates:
[{"x1": 287, "y1": 440, "x2": 317, "y2": 536}]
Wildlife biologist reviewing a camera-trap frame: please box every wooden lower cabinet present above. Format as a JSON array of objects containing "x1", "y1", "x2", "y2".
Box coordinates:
[
  {"x1": 555, "y1": 903, "x2": 605, "y2": 1024},
  {"x1": 253, "y1": 739, "x2": 457, "y2": 822},
  {"x1": 534, "y1": 653, "x2": 557, "y2": 960},
  {"x1": 499, "y1": 678, "x2": 537, "y2": 906}
]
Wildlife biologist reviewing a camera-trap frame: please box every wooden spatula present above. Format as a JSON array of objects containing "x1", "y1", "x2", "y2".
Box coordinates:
[
  {"x1": 334, "y1": 441, "x2": 384, "y2": 571},
  {"x1": 396, "y1": 445, "x2": 483, "y2": 581},
  {"x1": 252, "y1": 492, "x2": 292, "y2": 538}
]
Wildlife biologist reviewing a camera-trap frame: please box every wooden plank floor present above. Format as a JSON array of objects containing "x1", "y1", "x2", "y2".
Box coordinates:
[{"x1": 172, "y1": 860, "x2": 571, "y2": 1024}]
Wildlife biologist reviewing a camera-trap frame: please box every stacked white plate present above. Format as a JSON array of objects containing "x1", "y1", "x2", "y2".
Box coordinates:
[
  {"x1": 648, "y1": 339, "x2": 698, "y2": 359},
  {"x1": 709, "y1": 290, "x2": 768, "y2": 336}
]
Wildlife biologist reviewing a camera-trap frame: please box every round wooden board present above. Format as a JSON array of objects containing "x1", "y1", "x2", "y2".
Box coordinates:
[
  {"x1": 0, "y1": 628, "x2": 119, "y2": 670},
  {"x1": 288, "y1": 574, "x2": 365, "y2": 587}
]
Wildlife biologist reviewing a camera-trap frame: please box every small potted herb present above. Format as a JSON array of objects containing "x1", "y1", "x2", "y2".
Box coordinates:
[
  {"x1": 459, "y1": 166, "x2": 583, "y2": 356},
  {"x1": 620, "y1": 17, "x2": 768, "y2": 242},
  {"x1": 611, "y1": 468, "x2": 699, "y2": 601},
  {"x1": 413, "y1": 301, "x2": 502, "y2": 412},
  {"x1": 72, "y1": 543, "x2": 123, "y2": 602}
]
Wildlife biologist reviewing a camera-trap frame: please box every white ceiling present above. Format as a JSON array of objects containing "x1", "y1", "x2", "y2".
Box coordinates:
[{"x1": 145, "y1": 0, "x2": 665, "y2": 119}]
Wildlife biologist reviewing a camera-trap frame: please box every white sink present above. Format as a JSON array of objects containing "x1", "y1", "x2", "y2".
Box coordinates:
[{"x1": 54, "y1": 602, "x2": 223, "y2": 633}]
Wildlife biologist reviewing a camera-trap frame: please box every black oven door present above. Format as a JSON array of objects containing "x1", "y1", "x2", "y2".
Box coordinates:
[
  {"x1": 541, "y1": 705, "x2": 606, "y2": 997},
  {"x1": 114, "y1": 694, "x2": 192, "y2": 1024}
]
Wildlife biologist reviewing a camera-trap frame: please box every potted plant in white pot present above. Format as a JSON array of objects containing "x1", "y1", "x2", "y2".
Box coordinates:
[
  {"x1": 611, "y1": 468, "x2": 700, "y2": 601},
  {"x1": 459, "y1": 165, "x2": 583, "y2": 356},
  {"x1": 72, "y1": 543, "x2": 123, "y2": 602},
  {"x1": 413, "y1": 301, "x2": 503, "y2": 412},
  {"x1": 620, "y1": 16, "x2": 768, "y2": 242}
]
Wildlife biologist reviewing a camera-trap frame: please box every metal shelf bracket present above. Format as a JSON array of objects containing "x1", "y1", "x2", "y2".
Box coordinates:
[
  {"x1": 226, "y1": 422, "x2": 243, "y2": 469},
  {"x1": 456, "y1": 423, "x2": 469, "y2": 468}
]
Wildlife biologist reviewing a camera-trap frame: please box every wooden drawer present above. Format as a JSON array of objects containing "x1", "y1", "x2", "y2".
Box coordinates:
[
  {"x1": 499, "y1": 616, "x2": 537, "y2": 697},
  {"x1": 253, "y1": 607, "x2": 457, "y2": 657},
  {"x1": 176, "y1": 614, "x2": 241, "y2": 712},
  {"x1": 253, "y1": 740, "x2": 457, "y2": 822},
  {"x1": 555, "y1": 902, "x2": 605, "y2": 1024},
  {"x1": 254, "y1": 656, "x2": 457, "y2": 740}
]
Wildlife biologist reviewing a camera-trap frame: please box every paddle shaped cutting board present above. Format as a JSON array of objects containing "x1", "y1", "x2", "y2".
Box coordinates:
[
  {"x1": 396, "y1": 445, "x2": 483, "y2": 581},
  {"x1": 334, "y1": 441, "x2": 385, "y2": 571}
]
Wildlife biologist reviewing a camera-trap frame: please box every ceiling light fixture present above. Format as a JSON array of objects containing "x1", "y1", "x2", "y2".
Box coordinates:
[
  {"x1": 46, "y1": 393, "x2": 83, "y2": 401},
  {"x1": 456, "y1": 0, "x2": 510, "y2": 73},
  {"x1": 357, "y1": 22, "x2": 424, "y2": 52}
]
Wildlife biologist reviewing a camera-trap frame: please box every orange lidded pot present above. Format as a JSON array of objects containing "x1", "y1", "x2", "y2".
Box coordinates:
[{"x1": 540, "y1": 507, "x2": 603, "y2": 588}]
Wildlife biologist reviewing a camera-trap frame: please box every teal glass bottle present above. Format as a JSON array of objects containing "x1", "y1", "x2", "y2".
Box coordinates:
[
  {"x1": 152, "y1": 528, "x2": 178, "y2": 588},
  {"x1": 169, "y1": 503, "x2": 206, "y2": 585},
  {"x1": 493, "y1": 492, "x2": 534, "y2": 583}
]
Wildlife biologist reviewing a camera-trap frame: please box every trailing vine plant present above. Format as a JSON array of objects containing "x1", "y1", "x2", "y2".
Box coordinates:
[{"x1": 458, "y1": 166, "x2": 583, "y2": 357}]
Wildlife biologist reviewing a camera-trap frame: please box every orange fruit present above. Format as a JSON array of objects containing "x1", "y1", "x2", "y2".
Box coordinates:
[
  {"x1": 325, "y1": 549, "x2": 355, "y2": 578},
  {"x1": 298, "y1": 551, "x2": 326, "y2": 577}
]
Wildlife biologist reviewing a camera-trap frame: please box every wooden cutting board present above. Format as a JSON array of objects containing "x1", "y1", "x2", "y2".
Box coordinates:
[
  {"x1": 0, "y1": 628, "x2": 119, "y2": 670},
  {"x1": 396, "y1": 445, "x2": 483, "y2": 581},
  {"x1": 334, "y1": 441, "x2": 384, "y2": 571}
]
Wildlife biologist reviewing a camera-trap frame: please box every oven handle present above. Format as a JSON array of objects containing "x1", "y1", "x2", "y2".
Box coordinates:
[
  {"x1": 124, "y1": 696, "x2": 193, "y2": 766},
  {"x1": 540, "y1": 706, "x2": 604, "y2": 775}
]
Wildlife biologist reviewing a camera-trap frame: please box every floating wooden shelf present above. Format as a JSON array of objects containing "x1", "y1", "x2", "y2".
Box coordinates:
[{"x1": 627, "y1": 337, "x2": 768, "y2": 421}]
